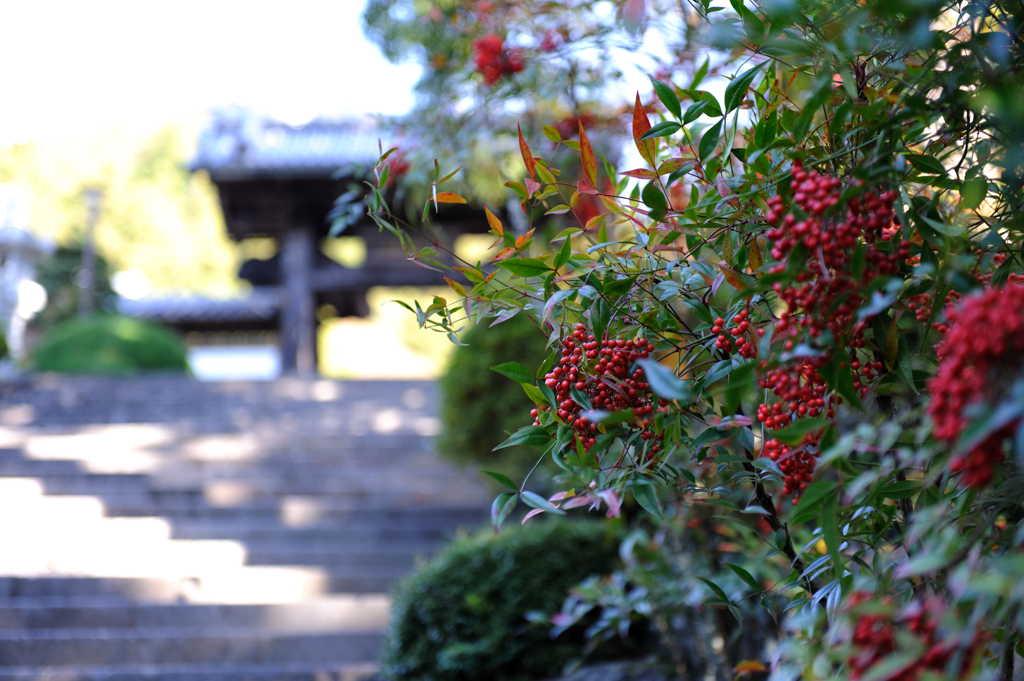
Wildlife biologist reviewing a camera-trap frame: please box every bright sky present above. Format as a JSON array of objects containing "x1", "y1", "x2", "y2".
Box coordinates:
[{"x1": 0, "y1": 0, "x2": 422, "y2": 146}]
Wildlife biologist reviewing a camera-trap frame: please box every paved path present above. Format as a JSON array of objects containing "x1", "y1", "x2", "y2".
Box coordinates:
[{"x1": 0, "y1": 376, "x2": 491, "y2": 680}]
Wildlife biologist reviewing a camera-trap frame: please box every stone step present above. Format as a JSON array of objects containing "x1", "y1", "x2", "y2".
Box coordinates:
[
  {"x1": 0, "y1": 662, "x2": 378, "y2": 680},
  {"x1": 0, "y1": 595, "x2": 389, "y2": 632},
  {"x1": 0, "y1": 568, "x2": 409, "y2": 602},
  {"x1": 0, "y1": 629, "x2": 384, "y2": 666},
  {"x1": 166, "y1": 520, "x2": 478, "y2": 542},
  {"x1": 14, "y1": 473, "x2": 482, "y2": 499},
  {"x1": 101, "y1": 498, "x2": 490, "y2": 520}
]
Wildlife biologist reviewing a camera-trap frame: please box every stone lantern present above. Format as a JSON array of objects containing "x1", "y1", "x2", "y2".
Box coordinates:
[{"x1": 0, "y1": 184, "x2": 53, "y2": 365}]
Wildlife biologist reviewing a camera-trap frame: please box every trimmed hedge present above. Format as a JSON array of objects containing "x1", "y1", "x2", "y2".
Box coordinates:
[
  {"x1": 33, "y1": 315, "x2": 189, "y2": 374},
  {"x1": 380, "y1": 520, "x2": 631, "y2": 681},
  {"x1": 437, "y1": 314, "x2": 549, "y2": 484}
]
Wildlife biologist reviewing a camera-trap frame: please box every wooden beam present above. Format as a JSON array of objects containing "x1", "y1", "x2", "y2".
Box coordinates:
[{"x1": 279, "y1": 228, "x2": 317, "y2": 376}]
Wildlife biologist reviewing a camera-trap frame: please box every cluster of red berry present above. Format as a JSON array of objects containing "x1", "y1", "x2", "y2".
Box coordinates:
[
  {"x1": 712, "y1": 309, "x2": 758, "y2": 358},
  {"x1": 906, "y1": 252, "x2": 1022, "y2": 335},
  {"x1": 847, "y1": 595, "x2": 980, "y2": 681},
  {"x1": 472, "y1": 34, "x2": 524, "y2": 85},
  {"x1": 758, "y1": 161, "x2": 911, "y2": 502},
  {"x1": 928, "y1": 282, "x2": 1024, "y2": 487},
  {"x1": 532, "y1": 323, "x2": 665, "y2": 455}
]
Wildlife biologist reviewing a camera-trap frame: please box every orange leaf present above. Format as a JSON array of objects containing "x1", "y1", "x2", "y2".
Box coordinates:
[
  {"x1": 632, "y1": 93, "x2": 657, "y2": 167},
  {"x1": 442, "y1": 276, "x2": 467, "y2": 297},
  {"x1": 484, "y1": 205, "x2": 504, "y2": 236},
  {"x1": 433, "y1": 192, "x2": 467, "y2": 204},
  {"x1": 579, "y1": 119, "x2": 597, "y2": 188},
  {"x1": 518, "y1": 123, "x2": 536, "y2": 181},
  {"x1": 490, "y1": 246, "x2": 516, "y2": 262},
  {"x1": 620, "y1": 168, "x2": 659, "y2": 179}
]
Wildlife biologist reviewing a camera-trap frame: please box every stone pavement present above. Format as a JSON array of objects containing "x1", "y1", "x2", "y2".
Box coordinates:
[{"x1": 0, "y1": 375, "x2": 491, "y2": 680}]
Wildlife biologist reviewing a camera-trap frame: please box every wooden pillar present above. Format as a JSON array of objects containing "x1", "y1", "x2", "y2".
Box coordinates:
[{"x1": 279, "y1": 227, "x2": 317, "y2": 376}]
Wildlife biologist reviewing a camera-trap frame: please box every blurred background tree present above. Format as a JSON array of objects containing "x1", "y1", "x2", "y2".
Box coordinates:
[{"x1": 0, "y1": 123, "x2": 239, "y2": 305}]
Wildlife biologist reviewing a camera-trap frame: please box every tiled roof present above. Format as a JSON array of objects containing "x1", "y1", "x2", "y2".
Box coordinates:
[
  {"x1": 117, "y1": 288, "x2": 279, "y2": 324},
  {"x1": 191, "y1": 111, "x2": 393, "y2": 180}
]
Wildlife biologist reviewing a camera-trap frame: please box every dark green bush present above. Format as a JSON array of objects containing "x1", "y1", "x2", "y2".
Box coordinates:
[
  {"x1": 33, "y1": 314, "x2": 189, "y2": 374},
  {"x1": 380, "y1": 519, "x2": 635, "y2": 681},
  {"x1": 438, "y1": 314, "x2": 549, "y2": 484}
]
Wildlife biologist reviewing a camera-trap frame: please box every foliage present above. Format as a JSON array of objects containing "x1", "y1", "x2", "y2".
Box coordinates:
[
  {"x1": 438, "y1": 313, "x2": 551, "y2": 485},
  {"x1": 380, "y1": 519, "x2": 636, "y2": 681},
  {"x1": 367, "y1": 0, "x2": 1024, "y2": 678},
  {"x1": 33, "y1": 245, "x2": 115, "y2": 330},
  {"x1": 0, "y1": 125, "x2": 238, "y2": 296},
  {"x1": 33, "y1": 314, "x2": 189, "y2": 375}
]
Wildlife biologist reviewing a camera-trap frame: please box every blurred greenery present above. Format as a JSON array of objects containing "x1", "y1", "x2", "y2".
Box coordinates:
[
  {"x1": 33, "y1": 314, "x2": 189, "y2": 374},
  {"x1": 437, "y1": 314, "x2": 551, "y2": 486},
  {"x1": 380, "y1": 519, "x2": 640, "y2": 681},
  {"x1": 0, "y1": 123, "x2": 239, "y2": 299}
]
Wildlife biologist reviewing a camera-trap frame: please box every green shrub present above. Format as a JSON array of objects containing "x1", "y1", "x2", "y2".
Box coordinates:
[
  {"x1": 437, "y1": 314, "x2": 549, "y2": 484},
  {"x1": 33, "y1": 314, "x2": 189, "y2": 374},
  {"x1": 380, "y1": 519, "x2": 636, "y2": 681}
]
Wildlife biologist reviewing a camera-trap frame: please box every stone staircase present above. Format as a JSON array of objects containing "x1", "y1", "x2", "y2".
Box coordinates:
[{"x1": 0, "y1": 376, "x2": 491, "y2": 680}]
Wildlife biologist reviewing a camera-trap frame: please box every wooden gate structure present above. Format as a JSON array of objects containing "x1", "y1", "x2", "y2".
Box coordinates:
[{"x1": 123, "y1": 114, "x2": 493, "y2": 375}]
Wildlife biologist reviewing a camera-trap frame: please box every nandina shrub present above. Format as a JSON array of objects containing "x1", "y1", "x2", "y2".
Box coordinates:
[
  {"x1": 379, "y1": 519, "x2": 640, "y2": 681},
  {"x1": 362, "y1": 0, "x2": 1024, "y2": 677}
]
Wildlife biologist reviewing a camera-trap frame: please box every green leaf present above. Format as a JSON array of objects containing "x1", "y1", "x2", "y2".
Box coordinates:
[
  {"x1": 638, "y1": 359, "x2": 692, "y2": 401},
  {"x1": 906, "y1": 154, "x2": 947, "y2": 176},
  {"x1": 723, "y1": 563, "x2": 762, "y2": 591},
  {"x1": 554, "y1": 239, "x2": 572, "y2": 269},
  {"x1": 770, "y1": 418, "x2": 829, "y2": 445},
  {"x1": 820, "y1": 493, "x2": 843, "y2": 580},
  {"x1": 698, "y1": 121, "x2": 723, "y2": 161},
  {"x1": 723, "y1": 63, "x2": 766, "y2": 113},
  {"x1": 791, "y1": 481, "x2": 837, "y2": 516},
  {"x1": 753, "y1": 110, "x2": 777, "y2": 148},
  {"x1": 522, "y1": 383, "x2": 548, "y2": 406},
  {"x1": 542, "y1": 125, "x2": 561, "y2": 143},
  {"x1": 879, "y1": 480, "x2": 921, "y2": 500},
  {"x1": 691, "y1": 427, "x2": 726, "y2": 449},
  {"x1": 521, "y1": 491, "x2": 565, "y2": 514},
  {"x1": 497, "y1": 258, "x2": 550, "y2": 278},
  {"x1": 491, "y1": 361, "x2": 534, "y2": 384},
  {"x1": 481, "y1": 469, "x2": 518, "y2": 491},
  {"x1": 960, "y1": 176, "x2": 988, "y2": 210},
  {"x1": 651, "y1": 78, "x2": 682, "y2": 119},
  {"x1": 683, "y1": 98, "x2": 713, "y2": 124},
  {"x1": 697, "y1": 577, "x2": 731, "y2": 603},
  {"x1": 491, "y1": 492, "x2": 517, "y2": 530},
  {"x1": 642, "y1": 183, "x2": 668, "y2": 214},
  {"x1": 495, "y1": 426, "x2": 551, "y2": 450},
  {"x1": 633, "y1": 484, "x2": 665, "y2": 520},
  {"x1": 638, "y1": 121, "x2": 682, "y2": 141},
  {"x1": 542, "y1": 289, "x2": 577, "y2": 322}
]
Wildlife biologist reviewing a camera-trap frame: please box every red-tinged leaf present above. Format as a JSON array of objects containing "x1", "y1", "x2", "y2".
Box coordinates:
[
  {"x1": 585, "y1": 215, "x2": 605, "y2": 231},
  {"x1": 716, "y1": 262, "x2": 755, "y2": 293},
  {"x1": 442, "y1": 276, "x2": 466, "y2": 297},
  {"x1": 657, "y1": 158, "x2": 693, "y2": 175},
  {"x1": 491, "y1": 492, "x2": 517, "y2": 531},
  {"x1": 632, "y1": 93, "x2": 657, "y2": 167},
  {"x1": 620, "y1": 168, "x2": 660, "y2": 179},
  {"x1": 735, "y1": 660, "x2": 768, "y2": 675},
  {"x1": 490, "y1": 246, "x2": 517, "y2": 262},
  {"x1": 578, "y1": 177, "x2": 599, "y2": 195},
  {"x1": 518, "y1": 123, "x2": 536, "y2": 180},
  {"x1": 515, "y1": 233, "x2": 530, "y2": 250},
  {"x1": 433, "y1": 192, "x2": 467, "y2": 204},
  {"x1": 453, "y1": 266, "x2": 485, "y2": 283},
  {"x1": 597, "y1": 489, "x2": 621, "y2": 518},
  {"x1": 579, "y1": 120, "x2": 597, "y2": 187},
  {"x1": 748, "y1": 237, "x2": 764, "y2": 274},
  {"x1": 521, "y1": 508, "x2": 545, "y2": 523},
  {"x1": 717, "y1": 176, "x2": 739, "y2": 207},
  {"x1": 484, "y1": 205, "x2": 504, "y2": 236},
  {"x1": 524, "y1": 176, "x2": 541, "y2": 197}
]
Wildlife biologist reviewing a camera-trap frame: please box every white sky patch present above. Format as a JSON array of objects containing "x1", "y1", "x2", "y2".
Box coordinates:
[{"x1": 0, "y1": 0, "x2": 421, "y2": 146}]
